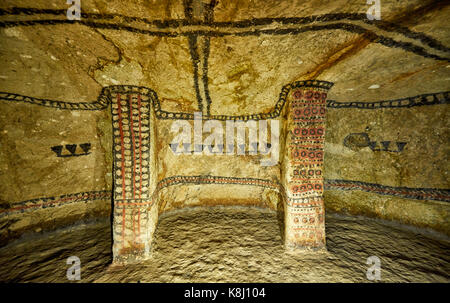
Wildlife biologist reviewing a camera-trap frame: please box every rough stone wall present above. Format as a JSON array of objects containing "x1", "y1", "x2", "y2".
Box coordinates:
[
  {"x1": 0, "y1": 1, "x2": 448, "y2": 257},
  {"x1": 324, "y1": 96, "x2": 449, "y2": 233}
]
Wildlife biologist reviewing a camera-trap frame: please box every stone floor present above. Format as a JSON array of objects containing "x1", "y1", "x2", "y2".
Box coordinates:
[{"x1": 0, "y1": 206, "x2": 449, "y2": 282}]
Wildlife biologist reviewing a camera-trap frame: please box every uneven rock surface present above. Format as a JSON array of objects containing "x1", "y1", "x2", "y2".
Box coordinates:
[
  {"x1": 0, "y1": 206, "x2": 448, "y2": 282},
  {"x1": 0, "y1": 0, "x2": 448, "y2": 269}
]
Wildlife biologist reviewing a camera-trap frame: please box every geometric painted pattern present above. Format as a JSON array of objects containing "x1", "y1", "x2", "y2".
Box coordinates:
[
  {"x1": 3, "y1": 80, "x2": 450, "y2": 256},
  {"x1": 112, "y1": 91, "x2": 151, "y2": 202},
  {"x1": 284, "y1": 81, "x2": 333, "y2": 249},
  {"x1": 110, "y1": 87, "x2": 152, "y2": 259},
  {"x1": 0, "y1": 85, "x2": 448, "y2": 117},
  {"x1": 2, "y1": 178, "x2": 449, "y2": 219}
]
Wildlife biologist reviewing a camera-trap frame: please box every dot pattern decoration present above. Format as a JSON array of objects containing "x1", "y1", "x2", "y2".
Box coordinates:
[
  {"x1": 284, "y1": 82, "x2": 332, "y2": 250},
  {"x1": 111, "y1": 91, "x2": 152, "y2": 259},
  {"x1": 112, "y1": 92, "x2": 151, "y2": 202}
]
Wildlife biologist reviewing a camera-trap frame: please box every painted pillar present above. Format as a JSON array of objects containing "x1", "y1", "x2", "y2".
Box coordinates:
[
  {"x1": 282, "y1": 80, "x2": 333, "y2": 250},
  {"x1": 110, "y1": 86, "x2": 157, "y2": 263}
]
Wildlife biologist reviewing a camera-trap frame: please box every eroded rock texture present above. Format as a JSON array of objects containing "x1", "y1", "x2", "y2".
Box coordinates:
[
  {"x1": 0, "y1": 0, "x2": 448, "y2": 274},
  {"x1": 0, "y1": 207, "x2": 448, "y2": 282}
]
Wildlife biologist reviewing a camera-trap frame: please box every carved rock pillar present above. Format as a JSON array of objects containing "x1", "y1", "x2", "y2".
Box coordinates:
[
  {"x1": 110, "y1": 87, "x2": 157, "y2": 263},
  {"x1": 282, "y1": 81, "x2": 333, "y2": 250}
]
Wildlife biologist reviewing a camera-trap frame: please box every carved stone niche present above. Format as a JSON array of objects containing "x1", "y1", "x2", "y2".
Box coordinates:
[{"x1": 109, "y1": 81, "x2": 333, "y2": 263}]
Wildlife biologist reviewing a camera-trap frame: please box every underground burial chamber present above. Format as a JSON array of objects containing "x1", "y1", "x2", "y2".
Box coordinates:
[{"x1": 0, "y1": 0, "x2": 449, "y2": 282}]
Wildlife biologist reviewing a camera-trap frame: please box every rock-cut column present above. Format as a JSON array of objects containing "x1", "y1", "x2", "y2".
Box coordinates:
[
  {"x1": 110, "y1": 86, "x2": 157, "y2": 263},
  {"x1": 282, "y1": 80, "x2": 333, "y2": 250}
]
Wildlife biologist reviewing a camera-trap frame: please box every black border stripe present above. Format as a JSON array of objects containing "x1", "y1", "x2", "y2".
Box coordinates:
[
  {"x1": 0, "y1": 20, "x2": 447, "y2": 61},
  {"x1": 325, "y1": 179, "x2": 450, "y2": 202},
  {"x1": 1, "y1": 177, "x2": 448, "y2": 217},
  {"x1": 1, "y1": 86, "x2": 448, "y2": 120},
  {"x1": 0, "y1": 9, "x2": 447, "y2": 53}
]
